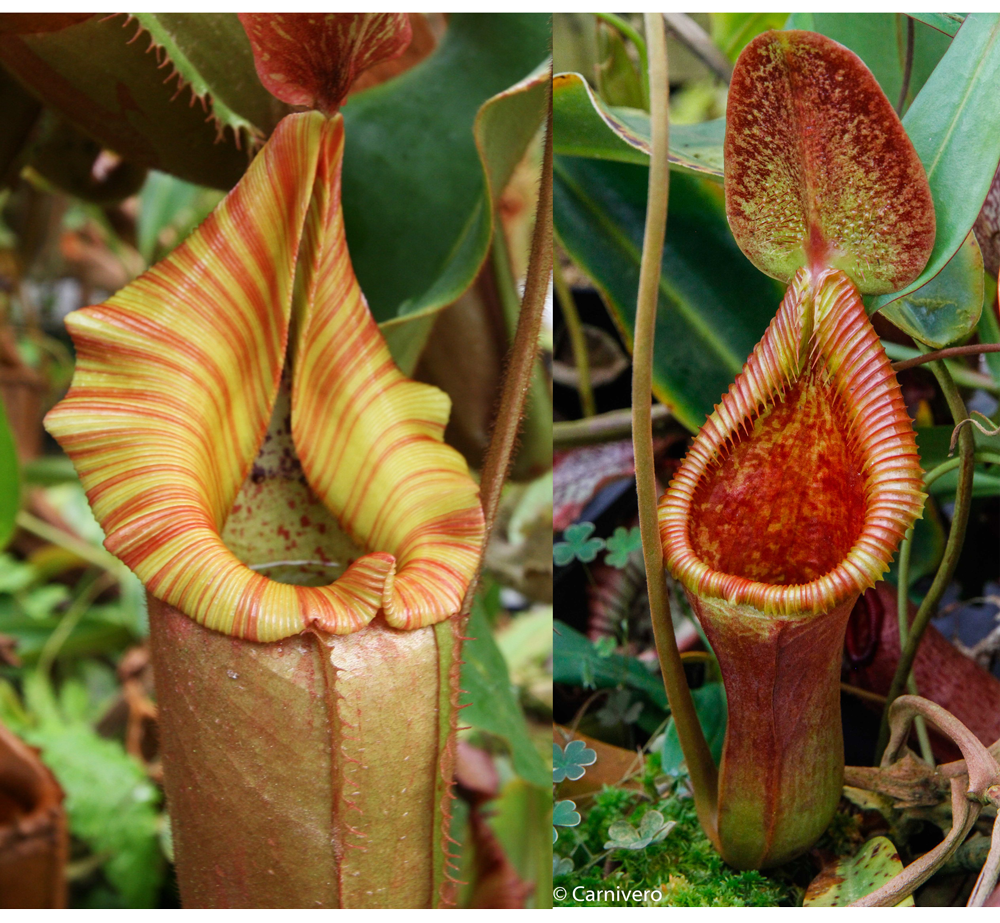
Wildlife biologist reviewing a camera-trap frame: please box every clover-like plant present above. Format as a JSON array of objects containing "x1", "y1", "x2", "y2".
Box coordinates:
[
  {"x1": 657, "y1": 30, "x2": 934, "y2": 869},
  {"x1": 604, "y1": 810, "x2": 676, "y2": 852},
  {"x1": 553, "y1": 798, "x2": 583, "y2": 844},
  {"x1": 604, "y1": 525, "x2": 643, "y2": 569},
  {"x1": 554, "y1": 521, "x2": 606, "y2": 565},
  {"x1": 554, "y1": 739, "x2": 598, "y2": 783}
]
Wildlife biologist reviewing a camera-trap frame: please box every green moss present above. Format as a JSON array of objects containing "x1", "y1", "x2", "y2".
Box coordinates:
[{"x1": 554, "y1": 784, "x2": 795, "y2": 907}]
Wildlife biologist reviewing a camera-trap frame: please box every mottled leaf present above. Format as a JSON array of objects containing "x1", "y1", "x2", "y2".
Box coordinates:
[
  {"x1": 725, "y1": 29, "x2": 935, "y2": 292},
  {"x1": 804, "y1": 836, "x2": 914, "y2": 906},
  {"x1": 239, "y1": 13, "x2": 411, "y2": 114}
]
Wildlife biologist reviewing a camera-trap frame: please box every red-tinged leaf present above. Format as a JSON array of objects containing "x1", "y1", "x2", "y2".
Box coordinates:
[
  {"x1": 845, "y1": 584, "x2": 1000, "y2": 760},
  {"x1": 660, "y1": 269, "x2": 925, "y2": 867},
  {"x1": 45, "y1": 111, "x2": 484, "y2": 642},
  {"x1": 0, "y1": 13, "x2": 94, "y2": 34},
  {"x1": 466, "y1": 808, "x2": 534, "y2": 909},
  {"x1": 239, "y1": 13, "x2": 412, "y2": 114},
  {"x1": 974, "y1": 162, "x2": 1000, "y2": 277},
  {"x1": 725, "y1": 30, "x2": 935, "y2": 294}
]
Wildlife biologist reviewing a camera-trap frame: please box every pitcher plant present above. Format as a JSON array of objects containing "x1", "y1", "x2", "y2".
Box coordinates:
[
  {"x1": 41, "y1": 13, "x2": 547, "y2": 907},
  {"x1": 658, "y1": 30, "x2": 933, "y2": 868}
]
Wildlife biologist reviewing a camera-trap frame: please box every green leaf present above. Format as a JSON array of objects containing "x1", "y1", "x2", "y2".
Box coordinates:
[
  {"x1": 462, "y1": 590, "x2": 549, "y2": 788},
  {"x1": 554, "y1": 156, "x2": 782, "y2": 431},
  {"x1": 908, "y1": 13, "x2": 966, "y2": 37},
  {"x1": 871, "y1": 14, "x2": 1000, "y2": 318},
  {"x1": 916, "y1": 425, "x2": 1000, "y2": 471},
  {"x1": 887, "y1": 499, "x2": 946, "y2": 588},
  {"x1": 0, "y1": 597, "x2": 135, "y2": 664},
  {"x1": 21, "y1": 671, "x2": 163, "y2": 908},
  {"x1": 661, "y1": 682, "x2": 727, "y2": 776},
  {"x1": 784, "y1": 13, "x2": 951, "y2": 109},
  {"x1": 342, "y1": 14, "x2": 549, "y2": 349},
  {"x1": 979, "y1": 282, "x2": 1000, "y2": 384},
  {"x1": 804, "y1": 836, "x2": 914, "y2": 906},
  {"x1": 553, "y1": 620, "x2": 669, "y2": 711},
  {"x1": 0, "y1": 14, "x2": 275, "y2": 189},
  {"x1": 595, "y1": 19, "x2": 644, "y2": 109},
  {"x1": 136, "y1": 170, "x2": 224, "y2": 264},
  {"x1": 553, "y1": 72, "x2": 725, "y2": 178},
  {"x1": 880, "y1": 231, "x2": 984, "y2": 347},
  {"x1": 553, "y1": 739, "x2": 597, "y2": 783},
  {"x1": 554, "y1": 855, "x2": 574, "y2": 877},
  {"x1": 605, "y1": 818, "x2": 641, "y2": 848},
  {"x1": 914, "y1": 425, "x2": 1000, "y2": 499},
  {"x1": 0, "y1": 399, "x2": 19, "y2": 550},
  {"x1": 712, "y1": 13, "x2": 788, "y2": 61},
  {"x1": 131, "y1": 13, "x2": 279, "y2": 141},
  {"x1": 554, "y1": 521, "x2": 605, "y2": 565}
]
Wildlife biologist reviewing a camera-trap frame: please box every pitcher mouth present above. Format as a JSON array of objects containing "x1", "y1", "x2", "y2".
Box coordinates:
[
  {"x1": 660, "y1": 268, "x2": 925, "y2": 618},
  {"x1": 44, "y1": 111, "x2": 485, "y2": 643}
]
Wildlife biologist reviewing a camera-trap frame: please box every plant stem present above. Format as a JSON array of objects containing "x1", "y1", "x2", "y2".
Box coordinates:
[
  {"x1": 662, "y1": 13, "x2": 733, "y2": 83},
  {"x1": 16, "y1": 509, "x2": 127, "y2": 577},
  {"x1": 897, "y1": 14, "x2": 915, "y2": 115},
  {"x1": 553, "y1": 250, "x2": 596, "y2": 418},
  {"x1": 37, "y1": 569, "x2": 117, "y2": 675},
  {"x1": 595, "y1": 12, "x2": 649, "y2": 108},
  {"x1": 894, "y1": 525, "x2": 934, "y2": 765},
  {"x1": 633, "y1": 12, "x2": 718, "y2": 846},
  {"x1": 876, "y1": 356, "x2": 976, "y2": 759},
  {"x1": 491, "y1": 199, "x2": 553, "y2": 480},
  {"x1": 467, "y1": 77, "x2": 553, "y2": 605},
  {"x1": 890, "y1": 342, "x2": 1000, "y2": 372},
  {"x1": 553, "y1": 403, "x2": 671, "y2": 448},
  {"x1": 883, "y1": 341, "x2": 999, "y2": 393}
]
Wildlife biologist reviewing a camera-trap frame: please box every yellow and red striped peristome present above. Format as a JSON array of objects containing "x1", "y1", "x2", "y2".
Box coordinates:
[
  {"x1": 657, "y1": 30, "x2": 934, "y2": 869},
  {"x1": 45, "y1": 111, "x2": 485, "y2": 643},
  {"x1": 43, "y1": 15, "x2": 488, "y2": 906}
]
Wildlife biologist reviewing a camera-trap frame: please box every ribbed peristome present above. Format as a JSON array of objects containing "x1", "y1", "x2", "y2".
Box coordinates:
[
  {"x1": 659, "y1": 267, "x2": 925, "y2": 618},
  {"x1": 44, "y1": 110, "x2": 485, "y2": 642}
]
